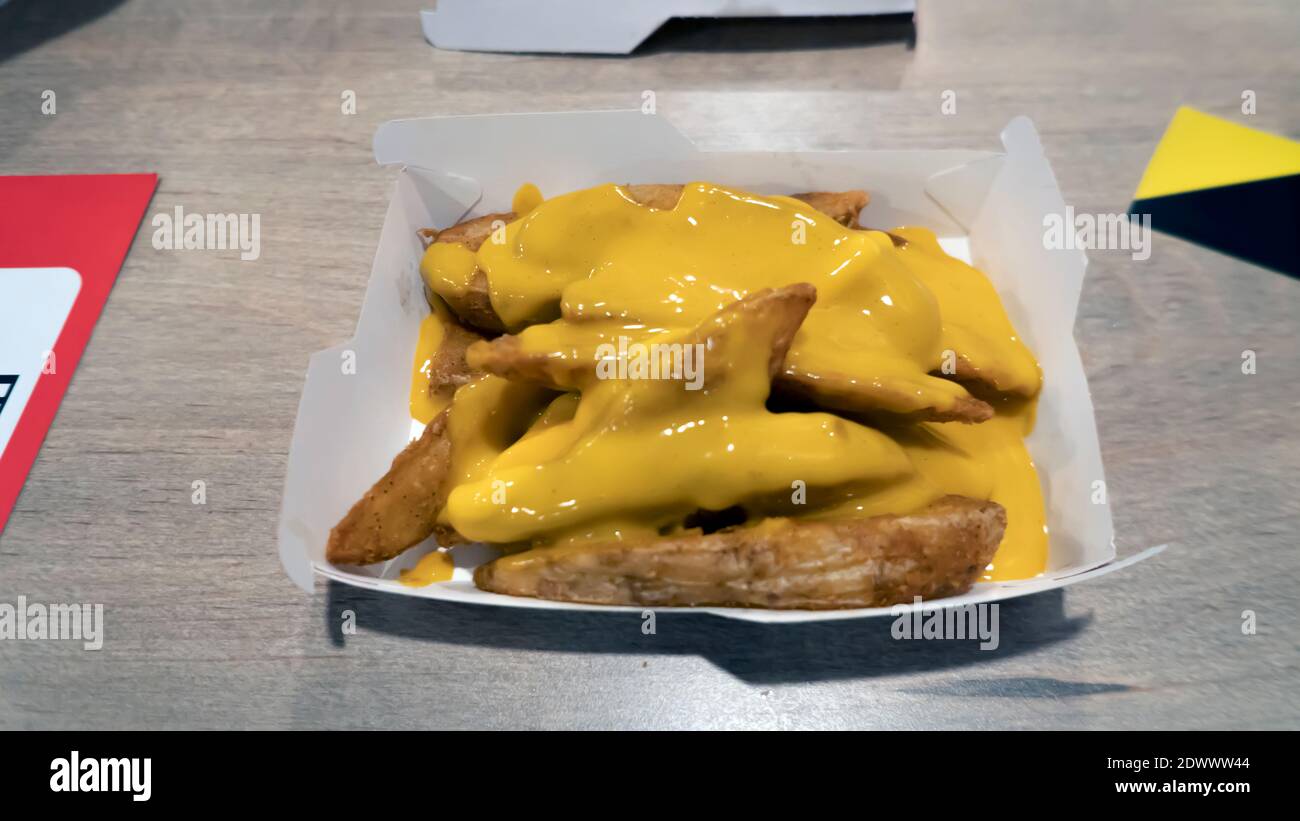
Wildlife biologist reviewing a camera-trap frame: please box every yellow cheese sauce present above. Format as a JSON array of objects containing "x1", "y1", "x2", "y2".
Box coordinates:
[
  {"x1": 501, "y1": 184, "x2": 971, "y2": 415},
  {"x1": 420, "y1": 241, "x2": 478, "y2": 305},
  {"x1": 800, "y1": 397, "x2": 1047, "y2": 581},
  {"x1": 399, "y1": 549, "x2": 455, "y2": 586},
  {"x1": 416, "y1": 182, "x2": 1049, "y2": 580},
  {"x1": 409, "y1": 311, "x2": 449, "y2": 425},
  {"x1": 511, "y1": 182, "x2": 544, "y2": 216},
  {"x1": 403, "y1": 301, "x2": 460, "y2": 588},
  {"x1": 890, "y1": 227, "x2": 1042, "y2": 397},
  {"x1": 443, "y1": 294, "x2": 911, "y2": 545}
]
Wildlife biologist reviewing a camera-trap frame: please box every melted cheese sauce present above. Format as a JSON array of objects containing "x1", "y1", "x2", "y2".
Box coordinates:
[
  {"x1": 399, "y1": 550, "x2": 455, "y2": 586},
  {"x1": 409, "y1": 311, "x2": 448, "y2": 425},
  {"x1": 421, "y1": 242, "x2": 478, "y2": 306},
  {"x1": 443, "y1": 300, "x2": 911, "y2": 545},
  {"x1": 802, "y1": 397, "x2": 1047, "y2": 581},
  {"x1": 417, "y1": 182, "x2": 1050, "y2": 580},
  {"x1": 511, "y1": 182, "x2": 544, "y2": 216}
]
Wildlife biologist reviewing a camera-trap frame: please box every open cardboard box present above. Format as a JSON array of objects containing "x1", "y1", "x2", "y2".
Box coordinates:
[
  {"x1": 277, "y1": 111, "x2": 1163, "y2": 623},
  {"x1": 421, "y1": 0, "x2": 916, "y2": 54}
]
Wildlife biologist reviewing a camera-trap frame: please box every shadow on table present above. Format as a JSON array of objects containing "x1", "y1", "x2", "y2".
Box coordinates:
[
  {"x1": 634, "y1": 14, "x2": 916, "y2": 54},
  {"x1": 0, "y1": 0, "x2": 127, "y2": 66},
  {"x1": 324, "y1": 581, "x2": 1088, "y2": 685}
]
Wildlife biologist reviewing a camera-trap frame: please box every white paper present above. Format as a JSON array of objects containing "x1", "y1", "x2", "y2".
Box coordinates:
[{"x1": 0, "y1": 267, "x2": 81, "y2": 458}]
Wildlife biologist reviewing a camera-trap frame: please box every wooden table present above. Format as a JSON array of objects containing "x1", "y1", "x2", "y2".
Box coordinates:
[{"x1": 1, "y1": 0, "x2": 1297, "y2": 729}]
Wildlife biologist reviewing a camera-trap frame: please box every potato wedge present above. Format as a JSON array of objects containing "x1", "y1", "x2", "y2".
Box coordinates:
[{"x1": 474, "y1": 496, "x2": 1006, "y2": 609}]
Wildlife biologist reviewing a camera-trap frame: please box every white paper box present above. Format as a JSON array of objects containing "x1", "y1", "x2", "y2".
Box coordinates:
[
  {"x1": 422, "y1": 0, "x2": 916, "y2": 54},
  {"x1": 277, "y1": 111, "x2": 1163, "y2": 623}
]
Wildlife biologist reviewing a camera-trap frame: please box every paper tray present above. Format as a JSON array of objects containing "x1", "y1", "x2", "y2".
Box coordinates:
[{"x1": 277, "y1": 111, "x2": 1161, "y2": 623}]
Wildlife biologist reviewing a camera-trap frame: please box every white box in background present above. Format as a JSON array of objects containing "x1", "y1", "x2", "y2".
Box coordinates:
[{"x1": 422, "y1": 0, "x2": 916, "y2": 54}]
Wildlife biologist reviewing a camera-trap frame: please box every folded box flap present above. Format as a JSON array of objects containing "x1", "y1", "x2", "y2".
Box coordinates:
[
  {"x1": 925, "y1": 154, "x2": 1004, "y2": 235},
  {"x1": 929, "y1": 116, "x2": 1111, "y2": 573},
  {"x1": 278, "y1": 343, "x2": 357, "y2": 591},
  {"x1": 279, "y1": 171, "x2": 449, "y2": 591}
]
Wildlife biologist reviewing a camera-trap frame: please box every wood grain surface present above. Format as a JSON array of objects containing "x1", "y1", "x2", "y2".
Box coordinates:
[{"x1": 0, "y1": 0, "x2": 1297, "y2": 729}]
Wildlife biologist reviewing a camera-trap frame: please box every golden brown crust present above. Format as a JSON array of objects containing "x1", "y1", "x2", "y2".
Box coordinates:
[
  {"x1": 432, "y1": 269, "x2": 503, "y2": 333},
  {"x1": 465, "y1": 334, "x2": 564, "y2": 388},
  {"x1": 467, "y1": 284, "x2": 814, "y2": 392},
  {"x1": 424, "y1": 213, "x2": 513, "y2": 332},
  {"x1": 950, "y1": 355, "x2": 1039, "y2": 400},
  {"x1": 473, "y1": 496, "x2": 1006, "y2": 609},
  {"x1": 789, "y1": 190, "x2": 870, "y2": 227},
  {"x1": 466, "y1": 284, "x2": 816, "y2": 392},
  {"x1": 327, "y1": 312, "x2": 484, "y2": 565},
  {"x1": 622, "y1": 183, "x2": 684, "y2": 210},
  {"x1": 775, "y1": 367, "x2": 994, "y2": 424},
  {"x1": 326, "y1": 410, "x2": 454, "y2": 566},
  {"x1": 425, "y1": 316, "x2": 486, "y2": 402},
  {"x1": 469, "y1": 319, "x2": 995, "y2": 423},
  {"x1": 691, "y1": 283, "x2": 815, "y2": 385},
  {"x1": 433, "y1": 211, "x2": 516, "y2": 252}
]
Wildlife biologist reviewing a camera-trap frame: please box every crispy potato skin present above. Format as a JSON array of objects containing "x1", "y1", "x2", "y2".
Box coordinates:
[
  {"x1": 775, "y1": 368, "x2": 994, "y2": 424},
  {"x1": 426, "y1": 318, "x2": 485, "y2": 400},
  {"x1": 326, "y1": 315, "x2": 484, "y2": 565},
  {"x1": 446, "y1": 270, "x2": 505, "y2": 333},
  {"x1": 426, "y1": 213, "x2": 513, "y2": 333},
  {"x1": 787, "y1": 190, "x2": 870, "y2": 227},
  {"x1": 474, "y1": 496, "x2": 1006, "y2": 609},
  {"x1": 465, "y1": 283, "x2": 814, "y2": 392},
  {"x1": 469, "y1": 321, "x2": 995, "y2": 423},
  {"x1": 326, "y1": 410, "x2": 454, "y2": 566},
  {"x1": 432, "y1": 211, "x2": 515, "y2": 252},
  {"x1": 464, "y1": 334, "x2": 565, "y2": 388},
  {"x1": 692, "y1": 283, "x2": 814, "y2": 384}
]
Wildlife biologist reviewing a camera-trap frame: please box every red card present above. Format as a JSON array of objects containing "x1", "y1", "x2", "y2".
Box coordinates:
[{"x1": 0, "y1": 174, "x2": 158, "y2": 535}]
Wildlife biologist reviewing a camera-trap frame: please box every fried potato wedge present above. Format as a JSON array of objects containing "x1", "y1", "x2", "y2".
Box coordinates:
[
  {"x1": 326, "y1": 312, "x2": 484, "y2": 565},
  {"x1": 425, "y1": 314, "x2": 487, "y2": 401},
  {"x1": 950, "y1": 349, "x2": 1039, "y2": 400},
  {"x1": 427, "y1": 210, "x2": 516, "y2": 252},
  {"x1": 468, "y1": 328, "x2": 994, "y2": 423},
  {"x1": 466, "y1": 282, "x2": 813, "y2": 396},
  {"x1": 422, "y1": 212, "x2": 514, "y2": 333},
  {"x1": 473, "y1": 496, "x2": 1006, "y2": 609},
  {"x1": 789, "y1": 190, "x2": 870, "y2": 227},
  {"x1": 326, "y1": 409, "x2": 455, "y2": 566},
  {"x1": 775, "y1": 368, "x2": 994, "y2": 424},
  {"x1": 424, "y1": 186, "x2": 870, "y2": 334},
  {"x1": 691, "y1": 281, "x2": 814, "y2": 385},
  {"x1": 445, "y1": 181, "x2": 992, "y2": 423}
]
